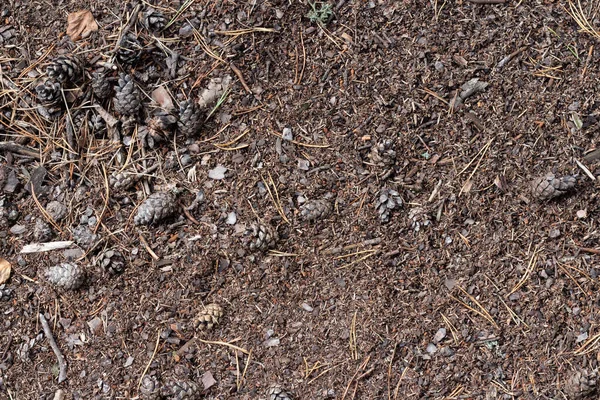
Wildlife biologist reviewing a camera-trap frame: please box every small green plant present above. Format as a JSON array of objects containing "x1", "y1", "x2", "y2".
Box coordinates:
[{"x1": 307, "y1": 2, "x2": 333, "y2": 26}]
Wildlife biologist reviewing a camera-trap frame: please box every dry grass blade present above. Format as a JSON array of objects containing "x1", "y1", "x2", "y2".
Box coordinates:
[
  {"x1": 441, "y1": 313, "x2": 460, "y2": 345},
  {"x1": 452, "y1": 286, "x2": 498, "y2": 328},
  {"x1": 197, "y1": 338, "x2": 250, "y2": 355},
  {"x1": 509, "y1": 246, "x2": 542, "y2": 295},
  {"x1": 269, "y1": 130, "x2": 330, "y2": 148},
  {"x1": 192, "y1": 28, "x2": 226, "y2": 64},
  {"x1": 566, "y1": 0, "x2": 600, "y2": 41},
  {"x1": 138, "y1": 330, "x2": 161, "y2": 391},
  {"x1": 575, "y1": 331, "x2": 600, "y2": 355},
  {"x1": 214, "y1": 27, "x2": 277, "y2": 35},
  {"x1": 261, "y1": 172, "x2": 290, "y2": 224},
  {"x1": 349, "y1": 311, "x2": 358, "y2": 360},
  {"x1": 164, "y1": 0, "x2": 195, "y2": 29}
]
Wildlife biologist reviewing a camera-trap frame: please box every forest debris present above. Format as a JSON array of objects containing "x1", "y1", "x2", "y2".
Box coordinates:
[
  {"x1": 21, "y1": 241, "x2": 74, "y2": 254},
  {"x1": 0, "y1": 258, "x2": 11, "y2": 284},
  {"x1": 39, "y1": 313, "x2": 68, "y2": 383},
  {"x1": 531, "y1": 174, "x2": 577, "y2": 200},
  {"x1": 66, "y1": 10, "x2": 98, "y2": 41}
]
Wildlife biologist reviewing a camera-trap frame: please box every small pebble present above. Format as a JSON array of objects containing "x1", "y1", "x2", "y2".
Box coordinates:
[
  {"x1": 9, "y1": 225, "x2": 26, "y2": 235},
  {"x1": 577, "y1": 209, "x2": 587, "y2": 219},
  {"x1": 124, "y1": 356, "x2": 134, "y2": 367},
  {"x1": 301, "y1": 303, "x2": 313, "y2": 312},
  {"x1": 282, "y1": 127, "x2": 293, "y2": 141},
  {"x1": 208, "y1": 165, "x2": 227, "y2": 180},
  {"x1": 548, "y1": 229, "x2": 561, "y2": 239},
  {"x1": 226, "y1": 212, "x2": 237, "y2": 225},
  {"x1": 432, "y1": 328, "x2": 446, "y2": 343},
  {"x1": 264, "y1": 337, "x2": 280, "y2": 347},
  {"x1": 426, "y1": 343, "x2": 437, "y2": 354}
]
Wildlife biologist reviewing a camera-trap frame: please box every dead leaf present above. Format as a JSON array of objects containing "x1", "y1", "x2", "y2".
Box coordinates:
[
  {"x1": 67, "y1": 10, "x2": 99, "y2": 42},
  {"x1": 151, "y1": 86, "x2": 174, "y2": 111},
  {"x1": 0, "y1": 257, "x2": 11, "y2": 284}
]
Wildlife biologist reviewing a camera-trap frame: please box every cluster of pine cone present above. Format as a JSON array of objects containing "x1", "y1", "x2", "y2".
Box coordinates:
[{"x1": 33, "y1": 5, "x2": 205, "y2": 147}]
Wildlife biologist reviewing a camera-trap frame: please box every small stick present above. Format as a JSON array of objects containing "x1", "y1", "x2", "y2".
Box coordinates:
[
  {"x1": 21, "y1": 241, "x2": 74, "y2": 254},
  {"x1": 229, "y1": 62, "x2": 252, "y2": 94},
  {"x1": 39, "y1": 313, "x2": 67, "y2": 383},
  {"x1": 574, "y1": 158, "x2": 596, "y2": 181},
  {"x1": 0, "y1": 142, "x2": 40, "y2": 159},
  {"x1": 139, "y1": 234, "x2": 160, "y2": 260},
  {"x1": 138, "y1": 330, "x2": 160, "y2": 391}
]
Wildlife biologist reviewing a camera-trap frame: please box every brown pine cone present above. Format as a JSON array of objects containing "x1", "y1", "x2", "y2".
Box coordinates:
[
  {"x1": 35, "y1": 80, "x2": 61, "y2": 104},
  {"x1": 369, "y1": 139, "x2": 396, "y2": 167},
  {"x1": 178, "y1": 100, "x2": 203, "y2": 136},
  {"x1": 194, "y1": 303, "x2": 223, "y2": 331},
  {"x1": 531, "y1": 174, "x2": 577, "y2": 200},
  {"x1": 44, "y1": 262, "x2": 85, "y2": 290},
  {"x1": 142, "y1": 7, "x2": 167, "y2": 32},
  {"x1": 564, "y1": 368, "x2": 598, "y2": 399},
  {"x1": 116, "y1": 33, "x2": 142, "y2": 65},
  {"x1": 160, "y1": 379, "x2": 199, "y2": 400},
  {"x1": 268, "y1": 386, "x2": 293, "y2": 400},
  {"x1": 376, "y1": 187, "x2": 402, "y2": 223},
  {"x1": 114, "y1": 74, "x2": 141, "y2": 116},
  {"x1": 46, "y1": 56, "x2": 82, "y2": 83},
  {"x1": 245, "y1": 223, "x2": 278, "y2": 251},
  {"x1": 134, "y1": 191, "x2": 177, "y2": 225},
  {"x1": 300, "y1": 199, "x2": 331, "y2": 222},
  {"x1": 91, "y1": 69, "x2": 113, "y2": 99}
]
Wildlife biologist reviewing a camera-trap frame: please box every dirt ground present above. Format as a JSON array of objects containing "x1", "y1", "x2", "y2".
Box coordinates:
[{"x1": 3, "y1": 0, "x2": 600, "y2": 399}]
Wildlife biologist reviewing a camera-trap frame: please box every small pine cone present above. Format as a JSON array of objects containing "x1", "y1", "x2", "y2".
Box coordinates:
[
  {"x1": 88, "y1": 113, "x2": 106, "y2": 134},
  {"x1": 35, "y1": 80, "x2": 61, "y2": 104},
  {"x1": 46, "y1": 56, "x2": 81, "y2": 84},
  {"x1": 194, "y1": 303, "x2": 223, "y2": 331},
  {"x1": 178, "y1": 100, "x2": 203, "y2": 136},
  {"x1": 110, "y1": 171, "x2": 136, "y2": 190},
  {"x1": 300, "y1": 199, "x2": 331, "y2": 222},
  {"x1": 376, "y1": 188, "x2": 402, "y2": 223},
  {"x1": 44, "y1": 262, "x2": 85, "y2": 290},
  {"x1": 142, "y1": 7, "x2": 167, "y2": 32},
  {"x1": 160, "y1": 379, "x2": 199, "y2": 400},
  {"x1": 91, "y1": 69, "x2": 113, "y2": 99},
  {"x1": 0, "y1": 25, "x2": 17, "y2": 44},
  {"x1": 149, "y1": 109, "x2": 177, "y2": 132},
  {"x1": 116, "y1": 33, "x2": 142, "y2": 65},
  {"x1": 140, "y1": 375, "x2": 161, "y2": 400},
  {"x1": 97, "y1": 249, "x2": 125, "y2": 275},
  {"x1": 72, "y1": 225, "x2": 98, "y2": 250},
  {"x1": 564, "y1": 368, "x2": 598, "y2": 399},
  {"x1": 46, "y1": 201, "x2": 68, "y2": 221},
  {"x1": 114, "y1": 74, "x2": 141, "y2": 116},
  {"x1": 245, "y1": 223, "x2": 278, "y2": 251},
  {"x1": 33, "y1": 219, "x2": 53, "y2": 242},
  {"x1": 134, "y1": 191, "x2": 177, "y2": 226},
  {"x1": 531, "y1": 174, "x2": 577, "y2": 200},
  {"x1": 268, "y1": 386, "x2": 293, "y2": 400},
  {"x1": 0, "y1": 284, "x2": 13, "y2": 302},
  {"x1": 369, "y1": 139, "x2": 396, "y2": 167}
]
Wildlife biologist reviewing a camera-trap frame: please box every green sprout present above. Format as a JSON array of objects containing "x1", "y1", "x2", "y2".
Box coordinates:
[{"x1": 307, "y1": 2, "x2": 333, "y2": 26}]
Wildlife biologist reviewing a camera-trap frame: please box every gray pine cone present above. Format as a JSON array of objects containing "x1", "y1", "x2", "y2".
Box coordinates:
[
  {"x1": 139, "y1": 375, "x2": 161, "y2": 399},
  {"x1": 369, "y1": 139, "x2": 396, "y2": 167},
  {"x1": 245, "y1": 223, "x2": 278, "y2": 251},
  {"x1": 376, "y1": 188, "x2": 402, "y2": 223},
  {"x1": 531, "y1": 174, "x2": 577, "y2": 200},
  {"x1": 300, "y1": 199, "x2": 331, "y2": 222},
  {"x1": 33, "y1": 219, "x2": 53, "y2": 242},
  {"x1": 268, "y1": 386, "x2": 293, "y2": 400},
  {"x1": 564, "y1": 368, "x2": 598, "y2": 399},
  {"x1": 44, "y1": 262, "x2": 85, "y2": 290},
  {"x1": 72, "y1": 225, "x2": 98, "y2": 250},
  {"x1": 35, "y1": 80, "x2": 61, "y2": 104},
  {"x1": 91, "y1": 69, "x2": 113, "y2": 99},
  {"x1": 160, "y1": 379, "x2": 199, "y2": 400},
  {"x1": 116, "y1": 33, "x2": 142, "y2": 65},
  {"x1": 178, "y1": 100, "x2": 203, "y2": 136},
  {"x1": 142, "y1": 7, "x2": 167, "y2": 32},
  {"x1": 88, "y1": 113, "x2": 106, "y2": 134},
  {"x1": 46, "y1": 201, "x2": 68, "y2": 221},
  {"x1": 97, "y1": 249, "x2": 125, "y2": 275},
  {"x1": 46, "y1": 56, "x2": 81, "y2": 83},
  {"x1": 194, "y1": 303, "x2": 223, "y2": 331},
  {"x1": 134, "y1": 191, "x2": 177, "y2": 225},
  {"x1": 0, "y1": 284, "x2": 13, "y2": 302},
  {"x1": 0, "y1": 25, "x2": 16, "y2": 44},
  {"x1": 114, "y1": 74, "x2": 141, "y2": 116}
]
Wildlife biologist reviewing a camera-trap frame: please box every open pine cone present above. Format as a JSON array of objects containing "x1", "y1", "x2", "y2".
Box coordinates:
[
  {"x1": 300, "y1": 199, "x2": 331, "y2": 222},
  {"x1": 35, "y1": 80, "x2": 61, "y2": 104},
  {"x1": 46, "y1": 56, "x2": 82, "y2": 83},
  {"x1": 44, "y1": 262, "x2": 85, "y2": 290},
  {"x1": 142, "y1": 7, "x2": 167, "y2": 32},
  {"x1": 178, "y1": 100, "x2": 203, "y2": 136},
  {"x1": 160, "y1": 379, "x2": 199, "y2": 400},
  {"x1": 564, "y1": 368, "x2": 598, "y2": 399},
  {"x1": 245, "y1": 223, "x2": 278, "y2": 251},
  {"x1": 268, "y1": 386, "x2": 293, "y2": 400},
  {"x1": 376, "y1": 187, "x2": 403, "y2": 223},
  {"x1": 531, "y1": 174, "x2": 577, "y2": 200},
  {"x1": 91, "y1": 68, "x2": 113, "y2": 99},
  {"x1": 134, "y1": 191, "x2": 177, "y2": 225},
  {"x1": 116, "y1": 33, "x2": 142, "y2": 65},
  {"x1": 114, "y1": 73, "x2": 141, "y2": 116},
  {"x1": 194, "y1": 303, "x2": 223, "y2": 331}
]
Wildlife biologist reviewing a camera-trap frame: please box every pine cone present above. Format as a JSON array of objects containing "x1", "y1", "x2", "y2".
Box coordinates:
[
  {"x1": 97, "y1": 249, "x2": 125, "y2": 275},
  {"x1": 72, "y1": 225, "x2": 98, "y2": 250},
  {"x1": 178, "y1": 100, "x2": 203, "y2": 136},
  {"x1": 531, "y1": 174, "x2": 577, "y2": 200},
  {"x1": 0, "y1": 25, "x2": 16, "y2": 44},
  {"x1": 91, "y1": 69, "x2": 113, "y2": 99},
  {"x1": 160, "y1": 379, "x2": 199, "y2": 400},
  {"x1": 300, "y1": 199, "x2": 331, "y2": 222},
  {"x1": 88, "y1": 113, "x2": 106, "y2": 134},
  {"x1": 35, "y1": 80, "x2": 61, "y2": 104},
  {"x1": 245, "y1": 223, "x2": 278, "y2": 251},
  {"x1": 565, "y1": 368, "x2": 598, "y2": 399},
  {"x1": 142, "y1": 7, "x2": 167, "y2": 32},
  {"x1": 46, "y1": 56, "x2": 81, "y2": 84},
  {"x1": 139, "y1": 375, "x2": 161, "y2": 400},
  {"x1": 114, "y1": 74, "x2": 141, "y2": 116},
  {"x1": 376, "y1": 188, "x2": 402, "y2": 223},
  {"x1": 194, "y1": 303, "x2": 223, "y2": 331},
  {"x1": 134, "y1": 191, "x2": 177, "y2": 225},
  {"x1": 369, "y1": 139, "x2": 396, "y2": 167},
  {"x1": 116, "y1": 33, "x2": 142, "y2": 65},
  {"x1": 44, "y1": 262, "x2": 85, "y2": 290},
  {"x1": 46, "y1": 201, "x2": 68, "y2": 221},
  {"x1": 149, "y1": 109, "x2": 177, "y2": 132},
  {"x1": 268, "y1": 386, "x2": 293, "y2": 400},
  {"x1": 0, "y1": 284, "x2": 13, "y2": 302},
  {"x1": 33, "y1": 219, "x2": 53, "y2": 242}
]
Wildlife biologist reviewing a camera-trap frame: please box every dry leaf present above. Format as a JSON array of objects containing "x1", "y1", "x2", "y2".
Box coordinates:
[
  {"x1": 67, "y1": 10, "x2": 99, "y2": 42},
  {"x1": 151, "y1": 86, "x2": 174, "y2": 111},
  {"x1": 0, "y1": 257, "x2": 11, "y2": 284}
]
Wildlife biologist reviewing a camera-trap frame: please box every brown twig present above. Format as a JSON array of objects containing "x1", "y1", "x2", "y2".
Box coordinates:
[
  {"x1": 39, "y1": 313, "x2": 67, "y2": 383},
  {"x1": 229, "y1": 62, "x2": 252, "y2": 94},
  {"x1": 0, "y1": 142, "x2": 40, "y2": 159}
]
